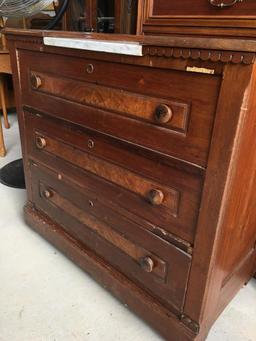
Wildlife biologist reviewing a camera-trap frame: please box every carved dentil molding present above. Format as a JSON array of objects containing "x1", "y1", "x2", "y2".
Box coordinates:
[{"x1": 143, "y1": 46, "x2": 255, "y2": 64}]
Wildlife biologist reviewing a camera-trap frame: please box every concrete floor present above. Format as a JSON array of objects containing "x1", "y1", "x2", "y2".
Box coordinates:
[{"x1": 0, "y1": 114, "x2": 256, "y2": 341}]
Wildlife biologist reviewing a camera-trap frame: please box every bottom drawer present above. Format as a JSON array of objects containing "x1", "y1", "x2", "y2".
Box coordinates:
[{"x1": 30, "y1": 161, "x2": 192, "y2": 313}]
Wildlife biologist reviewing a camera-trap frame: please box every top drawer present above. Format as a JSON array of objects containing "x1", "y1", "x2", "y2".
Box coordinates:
[{"x1": 19, "y1": 50, "x2": 221, "y2": 167}]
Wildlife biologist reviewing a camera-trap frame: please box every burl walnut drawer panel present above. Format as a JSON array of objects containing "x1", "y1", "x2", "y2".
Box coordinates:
[
  {"x1": 24, "y1": 110, "x2": 203, "y2": 244},
  {"x1": 19, "y1": 50, "x2": 221, "y2": 167},
  {"x1": 30, "y1": 161, "x2": 192, "y2": 312},
  {"x1": 149, "y1": 0, "x2": 255, "y2": 16}
]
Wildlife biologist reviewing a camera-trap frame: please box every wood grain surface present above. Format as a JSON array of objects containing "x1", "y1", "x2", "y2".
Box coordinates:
[{"x1": 5, "y1": 9, "x2": 256, "y2": 340}]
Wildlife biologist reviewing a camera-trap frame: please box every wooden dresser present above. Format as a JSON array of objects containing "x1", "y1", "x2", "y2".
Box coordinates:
[{"x1": 5, "y1": 1, "x2": 256, "y2": 340}]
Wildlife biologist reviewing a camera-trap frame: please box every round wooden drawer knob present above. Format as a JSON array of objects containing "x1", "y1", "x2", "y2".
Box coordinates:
[
  {"x1": 36, "y1": 136, "x2": 47, "y2": 149},
  {"x1": 43, "y1": 189, "x2": 53, "y2": 199},
  {"x1": 31, "y1": 73, "x2": 42, "y2": 89},
  {"x1": 147, "y1": 189, "x2": 164, "y2": 206},
  {"x1": 139, "y1": 256, "x2": 155, "y2": 273},
  {"x1": 154, "y1": 104, "x2": 173, "y2": 124}
]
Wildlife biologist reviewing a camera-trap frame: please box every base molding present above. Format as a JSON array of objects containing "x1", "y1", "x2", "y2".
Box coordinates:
[{"x1": 24, "y1": 203, "x2": 198, "y2": 341}]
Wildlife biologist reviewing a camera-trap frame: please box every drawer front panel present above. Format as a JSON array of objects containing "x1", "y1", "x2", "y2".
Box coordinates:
[
  {"x1": 25, "y1": 111, "x2": 203, "y2": 244},
  {"x1": 151, "y1": 0, "x2": 255, "y2": 16},
  {"x1": 30, "y1": 71, "x2": 189, "y2": 135},
  {"x1": 20, "y1": 50, "x2": 221, "y2": 167},
  {"x1": 30, "y1": 161, "x2": 192, "y2": 312}
]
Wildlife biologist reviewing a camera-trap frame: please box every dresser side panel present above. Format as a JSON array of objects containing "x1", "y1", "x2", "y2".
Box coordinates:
[
  {"x1": 184, "y1": 63, "x2": 255, "y2": 328},
  {"x1": 212, "y1": 63, "x2": 256, "y2": 312}
]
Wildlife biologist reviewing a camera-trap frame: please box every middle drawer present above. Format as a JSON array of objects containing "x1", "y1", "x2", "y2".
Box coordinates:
[{"x1": 25, "y1": 110, "x2": 203, "y2": 244}]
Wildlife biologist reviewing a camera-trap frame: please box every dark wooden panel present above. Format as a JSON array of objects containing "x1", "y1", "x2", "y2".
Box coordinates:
[
  {"x1": 24, "y1": 204, "x2": 196, "y2": 341},
  {"x1": 183, "y1": 63, "x2": 256, "y2": 329},
  {"x1": 30, "y1": 71, "x2": 190, "y2": 134},
  {"x1": 142, "y1": 0, "x2": 256, "y2": 37},
  {"x1": 19, "y1": 49, "x2": 221, "y2": 167},
  {"x1": 30, "y1": 161, "x2": 192, "y2": 313},
  {"x1": 151, "y1": 0, "x2": 256, "y2": 16},
  {"x1": 25, "y1": 110, "x2": 203, "y2": 244}
]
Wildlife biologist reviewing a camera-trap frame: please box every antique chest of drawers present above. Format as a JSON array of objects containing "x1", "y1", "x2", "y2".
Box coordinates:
[{"x1": 5, "y1": 4, "x2": 256, "y2": 339}]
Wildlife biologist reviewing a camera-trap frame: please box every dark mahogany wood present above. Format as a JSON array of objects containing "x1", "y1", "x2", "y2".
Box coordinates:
[
  {"x1": 18, "y1": 49, "x2": 220, "y2": 167},
  {"x1": 151, "y1": 0, "x2": 256, "y2": 16},
  {"x1": 30, "y1": 160, "x2": 192, "y2": 313},
  {"x1": 24, "y1": 110, "x2": 202, "y2": 244},
  {"x1": 5, "y1": 4, "x2": 256, "y2": 340},
  {"x1": 141, "y1": 0, "x2": 256, "y2": 38},
  {"x1": 24, "y1": 203, "x2": 196, "y2": 341}
]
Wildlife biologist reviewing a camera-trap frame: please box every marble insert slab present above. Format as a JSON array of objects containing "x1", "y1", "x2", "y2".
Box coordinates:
[{"x1": 43, "y1": 37, "x2": 143, "y2": 56}]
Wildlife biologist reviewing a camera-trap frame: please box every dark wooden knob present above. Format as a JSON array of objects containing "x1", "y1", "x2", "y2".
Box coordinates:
[
  {"x1": 139, "y1": 256, "x2": 155, "y2": 273},
  {"x1": 36, "y1": 136, "x2": 47, "y2": 149},
  {"x1": 147, "y1": 189, "x2": 164, "y2": 206},
  {"x1": 154, "y1": 104, "x2": 173, "y2": 124},
  {"x1": 31, "y1": 73, "x2": 42, "y2": 89},
  {"x1": 43, "y1": 189, "x2": 53, "y2": 199}
]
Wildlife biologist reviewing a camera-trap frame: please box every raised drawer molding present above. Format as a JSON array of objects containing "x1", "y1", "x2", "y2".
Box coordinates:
[{"x1": 5, "y1": 2, "x2": 256, "y2": 339}]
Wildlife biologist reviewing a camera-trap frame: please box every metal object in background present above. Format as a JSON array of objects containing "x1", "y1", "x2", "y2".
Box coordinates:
[
  {"x1": 0, "y1": 0, "x2": 69, "y2": 188},
  {"x1": 209, "y1": 0, "x2": 243, "y2": 8},
  {"x1": 0, "y1": 0, "x2": 53, "y2": 17}
]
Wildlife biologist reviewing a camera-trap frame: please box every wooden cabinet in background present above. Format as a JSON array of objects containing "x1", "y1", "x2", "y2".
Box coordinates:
[
  {"x1": 66, "y1": 0, "x2": 138, "y2": 34},
  {"x1": 141, "y1": 0, "x2": 256, "y2": 36}
]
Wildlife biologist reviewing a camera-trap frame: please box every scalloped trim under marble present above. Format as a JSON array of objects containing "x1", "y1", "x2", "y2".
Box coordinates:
[{"x1": 143, "y1": 46, "x2": 256, "y2": 64}]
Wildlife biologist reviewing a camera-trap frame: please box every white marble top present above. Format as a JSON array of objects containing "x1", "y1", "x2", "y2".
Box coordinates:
[{"x1": 43, "y1": 37, "x2": 143, "y2": 56}]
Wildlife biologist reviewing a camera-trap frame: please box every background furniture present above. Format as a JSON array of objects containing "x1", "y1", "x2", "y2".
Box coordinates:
[
  {"x1": 0, "y1": 50, "x2": 11, "y2": 129},
  {"x1": 0, "y1": 48, "x2": 11, "y2": 157},
  {"x1": 0, "y1": 0, "x2": 68, "y2": 186},
  {"x1": 5, "y1": 0, "x2": 256, "y2": 340},
  {"x1": 0, "y1": 105, "x2": 6, "y2": 156},
  {"x1": 66, "y1": 0, "x2": 138, "y2": 34}
]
